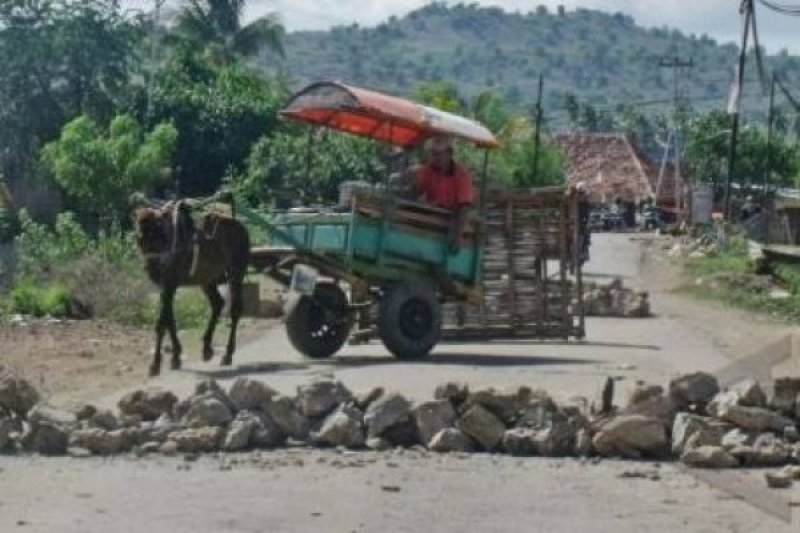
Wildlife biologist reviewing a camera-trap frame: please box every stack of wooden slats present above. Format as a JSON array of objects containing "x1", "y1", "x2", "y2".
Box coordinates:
[{"x1": 443, "y1": 188, "x2": 584, "y2": 339}]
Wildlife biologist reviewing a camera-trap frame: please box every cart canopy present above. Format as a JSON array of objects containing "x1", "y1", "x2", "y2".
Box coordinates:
[{"x1": 279, "y1": 81, "x2": 500, "y2": 149}]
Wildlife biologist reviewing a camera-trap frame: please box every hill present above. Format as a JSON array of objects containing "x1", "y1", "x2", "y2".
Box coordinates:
[{"x1": 262, "y1": 3, "x2": 800, "y2": 124}]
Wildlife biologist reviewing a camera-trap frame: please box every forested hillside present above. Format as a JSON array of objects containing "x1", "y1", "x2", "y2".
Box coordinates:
[{"x1": 268, "y1": 3, "x2": 800, "y2": 120}]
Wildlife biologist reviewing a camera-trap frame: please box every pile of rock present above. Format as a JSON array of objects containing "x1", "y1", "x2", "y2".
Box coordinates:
[
  {"x1": 2, "y1": 367, "x2": 799, "y2": 487},
  {"x1": 666, "y1": 234, "x2": 720, "y2": 259},
  {"x1": 582, "y1": 279, "x2": 650, "y2": 318}
]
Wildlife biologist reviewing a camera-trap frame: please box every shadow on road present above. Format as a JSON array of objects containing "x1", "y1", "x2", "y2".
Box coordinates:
[
  {"x1": 438, "y1": 339, "x2": 661, "y2": 351},
  {"x1": 189, "y1": 352, "x2": 599, "y2": 379},
  {"x1": 582, "y1": 271, "x2": 630, "y2": 280}
]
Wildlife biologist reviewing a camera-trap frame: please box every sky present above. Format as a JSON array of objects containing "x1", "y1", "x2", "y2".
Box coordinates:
[{"x1": 123, "y1": 0, "x2": 800, "y2": 53}]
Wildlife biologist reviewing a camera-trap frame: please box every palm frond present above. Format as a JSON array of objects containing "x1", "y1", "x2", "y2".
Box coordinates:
[
  {"x1": 233, "y1": 13, "x2": 285, "y2": 58},
  {"x1": 174, "y1": 0, "x2": 218, "y2": 45}
]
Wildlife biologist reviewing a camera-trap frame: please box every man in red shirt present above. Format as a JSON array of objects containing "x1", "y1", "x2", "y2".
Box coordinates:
[{"x1": 415, "y1": 136, "x2": 475, "y2": 250}]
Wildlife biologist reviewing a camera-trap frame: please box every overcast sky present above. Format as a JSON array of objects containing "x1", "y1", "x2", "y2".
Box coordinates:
[{"x1": 124, "y1": 0, "x2": 800, "y2": 53}]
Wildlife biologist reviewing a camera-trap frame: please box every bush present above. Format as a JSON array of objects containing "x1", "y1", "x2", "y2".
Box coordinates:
[
  {"x1": 9, "y1": 209, "x2": 214, "y2": 328},
  {"x1": 8, "y1": 279, "x2": 71, "y2": 317}
]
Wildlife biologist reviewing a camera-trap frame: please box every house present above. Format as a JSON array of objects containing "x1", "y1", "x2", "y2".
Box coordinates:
[{"x1": 552, "y1": 133, "x2": 655, "y2": 206}]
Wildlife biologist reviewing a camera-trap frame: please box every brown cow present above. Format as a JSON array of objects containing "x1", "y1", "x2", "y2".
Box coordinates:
[{"x1": 133, "y1": 200, "x2": 250, "y2": 376}]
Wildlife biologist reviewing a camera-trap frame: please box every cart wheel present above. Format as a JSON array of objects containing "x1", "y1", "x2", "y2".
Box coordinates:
[
  {"x1": 378, "y1": 281, "x2": 441, "y2": 360},
  {"x1": 286, "y1": 283, "x2": 351, "y2": 359}
]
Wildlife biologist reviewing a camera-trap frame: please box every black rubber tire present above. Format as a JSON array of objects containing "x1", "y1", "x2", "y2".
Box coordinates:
[
  {"x1": 286, "y1": 283, "x2": 351, "y2": 359},
  {"x1": 378, "y1": 282, "x2": 441, "y2": 360}
]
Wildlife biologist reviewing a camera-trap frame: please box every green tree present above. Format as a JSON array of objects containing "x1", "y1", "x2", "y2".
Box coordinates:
[
  {"x1": 151, "y1": 53, "x2": 286, "y2": 195},
  {"x1": 173, "y1": 0, "x2": 285, "y2": 64},
  {"x1": 685, "y1": 109, "x2": 800, "y2": 190},
  {"x1": 0, "y1": 0, "x2": 141, "y2": 185},
  {"x1": 233, "y1": 131, "x2": 385, "y2": 206},
  {"x1": 41, "y1": 114, "x2": 178, "y2": 222},
  {"x1": 413, "y1": 82, "x2": 465, "y2": 113}
]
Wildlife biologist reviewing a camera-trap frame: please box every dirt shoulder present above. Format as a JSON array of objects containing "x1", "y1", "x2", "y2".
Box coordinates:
[
  {"x1": 637, "y1": 235, "x2": 797, "y2": 368},
  {"x1": 0, "y1": 317, "x2": 279, "y2": 409}
]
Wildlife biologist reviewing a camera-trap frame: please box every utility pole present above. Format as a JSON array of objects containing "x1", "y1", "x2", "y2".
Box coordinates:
[
  {"x1": 725, "y1": 0, "x2": 753, "y2": 219},
  {"x1": 657, "y1": 56, "x2": 693, "y2": 221},
  {"x1": 531, "y1": 74, "x2": 544, "y2": 184},
  {"x1": 763, "y1": 73, "x2": 776, "y2": 199}
]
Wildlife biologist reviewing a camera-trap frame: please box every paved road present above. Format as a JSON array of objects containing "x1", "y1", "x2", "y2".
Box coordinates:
[{"x1": 3, "y1": 233, "x2": 798, "y2": 532}]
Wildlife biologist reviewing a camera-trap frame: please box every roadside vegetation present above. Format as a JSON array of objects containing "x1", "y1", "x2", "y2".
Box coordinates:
[{"x1": 682, "y1": 233, "x2": 800, "y2": 323}]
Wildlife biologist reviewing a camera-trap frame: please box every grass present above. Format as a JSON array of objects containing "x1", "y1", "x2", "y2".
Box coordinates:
[{"x1": 681, "y1": 247, "x2": 800, "y2": 323}]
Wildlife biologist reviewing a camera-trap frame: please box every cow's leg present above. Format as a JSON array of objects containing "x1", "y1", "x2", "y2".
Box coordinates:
[
  {"x1": 221, "y1": 277, "x2": 243, "y2": 367},
  {"x1": 202, "y1": 283, "x2": 224, "y2": 362},
  {"x1": 150, "y1": 286, "x2": 175, "y2": 376},
  {"x1": 164, "y1": 288, "x2": 182, "y2": 370}
]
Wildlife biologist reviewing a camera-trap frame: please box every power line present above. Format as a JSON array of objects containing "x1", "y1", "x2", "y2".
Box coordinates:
[{"x1": 758, "y1": 0, "x2": 800, "y2": 16}]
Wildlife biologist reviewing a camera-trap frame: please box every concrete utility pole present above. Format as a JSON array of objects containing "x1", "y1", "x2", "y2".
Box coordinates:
[
  {"x1": 657, "y1": 55, "x2": 693, "y2": 221},
  {"x1": 725, "y1": 0, "x2": 754, "y2": 219}
]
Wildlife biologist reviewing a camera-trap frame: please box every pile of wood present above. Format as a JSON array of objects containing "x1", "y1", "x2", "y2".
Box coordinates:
[{"x1": 443, "y1": 187, "x2": 584, "y2": 340}]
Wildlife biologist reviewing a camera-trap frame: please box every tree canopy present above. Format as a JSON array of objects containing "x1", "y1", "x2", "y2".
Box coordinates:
[{"x1": 42, "y1": 115, "x2": 178, "y2": 221}]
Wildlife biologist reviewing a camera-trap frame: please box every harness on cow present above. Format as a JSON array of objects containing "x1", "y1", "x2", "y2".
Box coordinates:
[{"x1": 134, "y1": 191, "x2": 236, "y2": 278}]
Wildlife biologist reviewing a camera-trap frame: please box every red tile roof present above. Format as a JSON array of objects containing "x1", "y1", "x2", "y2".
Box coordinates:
[{"x1": 553, "y1": 133, "x2": 655, "y2": 204}]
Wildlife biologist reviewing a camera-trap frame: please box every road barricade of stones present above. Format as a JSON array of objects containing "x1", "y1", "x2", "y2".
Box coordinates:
[
  {"x1": 1, "y1": 367, "x2": 799, "y2": 487},
  {"x1": 581, "y1": 278, "x2": 651, "y2": 318}
]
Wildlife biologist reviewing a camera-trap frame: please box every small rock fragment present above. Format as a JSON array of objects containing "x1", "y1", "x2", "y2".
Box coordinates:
[{"x1": 765, "y1": 471, "x2": 793, "y2": 489}]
